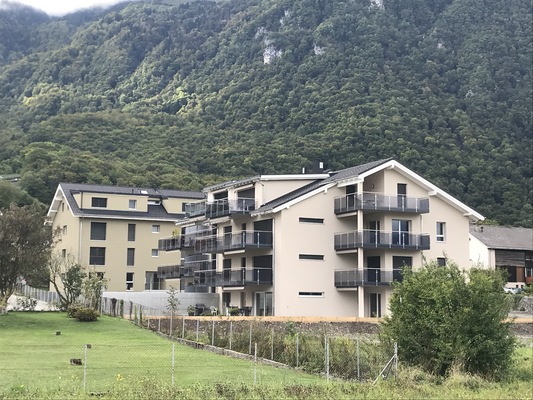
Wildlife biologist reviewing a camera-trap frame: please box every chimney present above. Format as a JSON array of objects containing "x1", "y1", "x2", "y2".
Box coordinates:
[{"x1": 313, "y1": 161, "x2": 324, "y2": 174}]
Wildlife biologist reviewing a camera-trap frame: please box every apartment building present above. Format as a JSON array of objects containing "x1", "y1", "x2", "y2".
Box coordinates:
[
  {"x1": 158, "y1": 158, "x2": 484, "y2": 317},
  {"x1": 470, "y1": 225, "x2": 533, "y2": 289},
  {"x1": 47, "y1": 183, "x2": 204, "y2": 292}
]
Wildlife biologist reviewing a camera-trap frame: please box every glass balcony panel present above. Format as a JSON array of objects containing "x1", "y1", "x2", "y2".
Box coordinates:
[
  {"x1": 334, "y1": 192, "x2": 430, "y2": 214},
  {"x1": 334, "y1": 231, "x2": 430, "y2": 250}
]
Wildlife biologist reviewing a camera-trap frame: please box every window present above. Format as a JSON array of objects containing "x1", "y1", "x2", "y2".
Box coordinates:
[
  {"x1": 90, "y1": 222, "x2": 106, "y2": 240},
  {"x1": 89, "y1": 247, "x2": 106, "y2": 265},
  {"x1": 61, "y1": 203, "x2": 65, "y2": 212},
  {"x1": 298, "y1": 292, "x2": 324, "y2": 297},
  {"x1": 152, "y1": 224, "x2": 160, "y2": 233},
  {"x1": 61, "y1": 249, "x2": 66, "y2": 258},
  {"x1": 128, "y1": 224, "x2": 136, "y2": 241},
  {"x1": 299, "y1": 254, "x2": 324, "y2": 260},
  {"x1": 437, "y1": 257, "x2": 446, "y2": 267},
  {"x1": 127, "y1": 248, "x2": 135, "y2": 266},
  {"x1": 91, "y1": 197, "x2": 107, "y2": 208},
  {"x1": 126, "y1": 272, "x2": 134, "y2": 290},
  {"x1": 128, "y1": 199, "x2": 137, "y2": 209},
  {"x1": 62, "y1": 225, "x2": 67, "y2": 235},
  {"x1": 436, "y1": 222, "x2": 446, "y2": 242},
  {"x1": 299, "y1": 217, "x2": 324, "y2": 224},
  {"x1": 151, "y1": 249, "x2": 159, "y2": 257},
  {"x1": 392, "y1": 219, "x2": 410, "y2": 245}
]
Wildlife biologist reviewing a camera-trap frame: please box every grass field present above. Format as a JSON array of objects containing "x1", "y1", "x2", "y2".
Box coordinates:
[
  {"x1": 0, "y1": 312, "x2": 531, "y2": 399},
  {"x1": 0, "y1": 312, "x2": 321, "y2": 395}
]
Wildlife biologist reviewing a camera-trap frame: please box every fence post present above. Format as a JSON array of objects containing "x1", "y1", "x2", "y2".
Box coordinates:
[
  {"x1": 249, "y1": 322, "x2": 252, "y2": 355},
  {"x1": 196, "y1": 319, "x2": 199, "y2": 342},
  {"x1": 229, "y1": 321, "x2": 233, "y2": 350},
  {"x1": 158, "y1": 310, "x2": 161, "y2": 333},
  {"x1": 254, "y1": 342, "x2": 257, "y2": 385},
  {"x1": 182, "y1": 317, "x2": 185, "y2": 339},
  {"x1": 394, "y1": 342, "x2": 398, "y2": 381},
  {"x1": 172, "y1": 343, "x2": 175, "y2": 386},
  {"x1": 271, "y1": 328, "x2": 274, "y2": 360},
  {"x1": 296, "y1": 333, "x2": 299, "y2": 368},
  {"x1": 357, "y1": 336, "x2": 360, "y2": 380},
  {"x1": 325, "y1": 336, "x2": 330, "y2": 382},
  {"x1": 83, "y1": 344, "x2": 89, "y2": 391},
  {"x1": 211, "y1": 320, "x2": 215, "y2": 346}
]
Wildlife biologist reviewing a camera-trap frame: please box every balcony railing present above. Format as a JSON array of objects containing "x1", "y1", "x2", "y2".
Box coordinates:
[
  {"x1": 203, "y1": 268, "x2": 273, "y2": 287},
  {"x1": 181, "y1": 256, "x2": 216, "y2": 277},
  {"x1": 214, "y1": 231, "x2": 273, "y2": 253},
  {"x1": 335, "y1": 268, "x2": 404, "y2": 288},
  {"x1": 334, "y1": 230, "x2": 430, "y2": 251},
  {"x1": 334, "y1": 193, "x2": 429, "y2": 214},
  {"x1": 183, "y1": 198, "x2": 257, "y2": 218},
  {"x1": 156, "y1": 264, "x2": 182, "y2": 279}
]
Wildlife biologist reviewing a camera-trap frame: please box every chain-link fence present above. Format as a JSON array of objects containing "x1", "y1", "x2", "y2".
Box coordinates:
[{"x1": 102, "y1": 300, "x2": 394, "y2": 382}]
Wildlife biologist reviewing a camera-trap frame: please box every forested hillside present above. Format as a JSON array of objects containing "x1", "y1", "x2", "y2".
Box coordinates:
[{"x1": 0, "y1": 0, "x2": 531, "y2": 227}]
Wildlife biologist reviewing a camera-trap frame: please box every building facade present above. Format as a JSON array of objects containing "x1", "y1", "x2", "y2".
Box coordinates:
[
  {"x1": 470, "y1": 225, "x2": 533, "y2": 289},
  {"x1": 158, "y1": 159, "x2": 484, "y2": 317},
  {"x1": 47, "y1": 183, "x2": 203, "y2": 292}
]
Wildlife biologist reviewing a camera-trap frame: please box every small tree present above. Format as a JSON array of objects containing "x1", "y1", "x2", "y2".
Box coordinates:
[
  {"x1": 49, "y1": 252, "x2": 85, "y2": 310},
  {"x1": 83, "y1": 270, "x2": 107, "y2": 311},
  {"x1": 381, "y1": 261, "x2": 514, "y2": 379},
  {"x1": 0, "y1": 204, "x2": 53, "y2": 314},
  {"x1": 167, "y1": 285, "x2": 180, "y2": 336}
]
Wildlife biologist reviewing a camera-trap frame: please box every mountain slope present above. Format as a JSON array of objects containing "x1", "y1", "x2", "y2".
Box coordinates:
[{"x1": 0, "y1": 0, "x2": 531, "y2": 227}]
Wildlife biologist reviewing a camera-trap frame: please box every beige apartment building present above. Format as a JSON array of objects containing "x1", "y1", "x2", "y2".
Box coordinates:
[
  {"x1": 158, "y1": 158, "x2": 484, "y2": 317},
  {"x1": 46, "y1": 183, "x2": 203, "y2": 292}
]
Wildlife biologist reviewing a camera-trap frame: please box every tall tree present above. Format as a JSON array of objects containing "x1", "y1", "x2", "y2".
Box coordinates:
[{"x1": 0, "y1": 204, "x2": 53, "y2": 314}]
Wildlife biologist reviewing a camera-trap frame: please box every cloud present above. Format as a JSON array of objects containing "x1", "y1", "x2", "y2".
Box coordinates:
[{"x1": 0, "y1": 0, "x2": 132, "y2": 16}]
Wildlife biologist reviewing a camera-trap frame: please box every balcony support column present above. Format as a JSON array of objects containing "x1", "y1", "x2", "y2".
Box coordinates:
[{"x1": 357, "y1": 285, "x2": 365, "y2": 318}]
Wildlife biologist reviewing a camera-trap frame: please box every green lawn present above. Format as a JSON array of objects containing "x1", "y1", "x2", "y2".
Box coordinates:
[
  {"x1": 0, "y1": 312, "x2": 321, "y2": 394},
  {"x1": 1, "y1": 312, "x2": 531, "y2": 400}
]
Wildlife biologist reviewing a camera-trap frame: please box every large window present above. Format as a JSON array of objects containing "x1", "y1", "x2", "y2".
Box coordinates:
[
  {"x1": 127, "y1": 248, "x2": 135, "y2": 266},
  {"x1": 436, "y1": 222, "x2": 446, "y2": 242},
  {"x1": 89, "y1": 247, "x2": 106, "y2": 265},
  {"x1": 128, "y1": 224, "x2": 136, "y2": 241},
  {"x1": 90, "y1": 222, "x2": 106, "y2": 240},
  {"x1": 392, "y1": 219, "x2": 410, "y2": 245},
  {"x1": 91, "y1": 197, "x2": 107, "y2": 208}
]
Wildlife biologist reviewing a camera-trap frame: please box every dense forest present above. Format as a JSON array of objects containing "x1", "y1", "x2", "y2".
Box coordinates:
[{"x1": 0, "y1": 0, "x2": 531, "y2": 227}]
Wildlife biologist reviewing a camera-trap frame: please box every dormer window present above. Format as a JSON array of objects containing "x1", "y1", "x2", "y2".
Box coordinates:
[
  {"x1": 92, "y1": 197, "x2": 107, "y2": 208},
  {"x1": 129, "y1": 199, "x2": 137, "y2": 210}
]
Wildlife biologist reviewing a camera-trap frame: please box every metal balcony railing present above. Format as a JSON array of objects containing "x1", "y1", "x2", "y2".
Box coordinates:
[
  {"x1": 334, "y1": 268, "x2": 404, "y2": 288},
  {"x1": 156, "y1": 264, "x2": 182, "y2": 279},
  {"x1": 334, "y1": 230, "x2": 430, "y2": 251},
  {"x1": 206, "y1": 198, "x2": 257, "y2": 218},
  {"x1": 183, "y1": 198, "x2": 258, "y2": 218},
  {"x1": 334, "y1": 192, "x2": 430, "y2": 214},
  {"x1": 214, "y1": 231, "x2": 273, "y2": 253},
  {"x1": 202, "y1": 268, "x2": 273, "y2": 287}
]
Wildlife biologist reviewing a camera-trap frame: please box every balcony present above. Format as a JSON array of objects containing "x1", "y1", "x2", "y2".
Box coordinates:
[
  {"x1": 203, "y1": 268, "x2": 273, "y2": 287},
  {"x1": 334, "y1": 268, "x2": 403, "y2": 288},
  {"x1": 158, "y1": 235, "x2": 197, "y2": 251},
  {"x1": 156, "y1": 264, "x2": 181, "y2": 279},
  {"x1": 181, "y1": 255, "x2": 216, "y2": 277},
  {"x1": 334, "y1": 230, "x2": 430, "y2": 251},
  {"x1": 183, "y1": 198, "x2": 257, "y2": 218},
  {"x1": 214, "y1": 230, "x2": 273, "y2": 253},
  {"x1": 334, "y1": 193, "x2": 429, "y2": 215}
]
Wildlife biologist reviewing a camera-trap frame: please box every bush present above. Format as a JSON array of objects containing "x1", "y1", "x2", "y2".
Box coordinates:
[
  {"x1": 15, "y1": 296, "x2": 37, "y2": 311},
  {"x1": 381, "y1": 262, "x2": 515, "y2": 380},
  {"x1": 74, "y1": 307, "x2": 100, "y2": 322},
  {"x1": 67, "y1": 303, "x2": 82, "y2": 318}
]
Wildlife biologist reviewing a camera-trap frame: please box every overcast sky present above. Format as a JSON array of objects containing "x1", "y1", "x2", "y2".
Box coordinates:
[{"x1": 3, "y1": 0, "x2": 132, "y2": 16}]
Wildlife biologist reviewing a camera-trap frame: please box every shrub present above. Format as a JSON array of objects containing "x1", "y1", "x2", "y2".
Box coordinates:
[
  {"x1": 381, "y1": 262, "x2": 514, "y2": 379},
  {"x1": 74, "y1": 307, "x2": 100, "y2": 322},
  {"x1": 15, "y1": 296, "x2": 37, "y2": 311},
  {"x1": 67, "y1": 303, "x2": 82, "y2": 318}
]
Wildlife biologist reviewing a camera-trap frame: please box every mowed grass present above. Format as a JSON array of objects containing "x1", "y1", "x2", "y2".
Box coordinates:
[
  {"x1": 0, "y1": 312, "x2": 321, "y2": 394},
  {"x1": 1, "y1": 312, "x2": 532, "y2": 399}
]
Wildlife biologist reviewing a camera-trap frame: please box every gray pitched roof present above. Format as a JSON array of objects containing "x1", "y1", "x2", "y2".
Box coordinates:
[
  {"x1": 254, "y1": 158, "x2": 393, "y2": 213},
  {"x1": 470, "y1": 225, "x2": 533, "y2": 251},
  {"x1": 59, "y1": 182, "x2": 204, "y2": 199}
]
